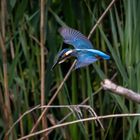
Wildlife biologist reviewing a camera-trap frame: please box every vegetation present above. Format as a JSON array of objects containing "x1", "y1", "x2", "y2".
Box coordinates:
[{"x1": 0, "y1": 0, "x2": 140, "y2": 139}]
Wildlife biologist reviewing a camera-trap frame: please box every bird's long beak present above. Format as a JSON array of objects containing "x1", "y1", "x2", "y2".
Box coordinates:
[
  {"x1": 51, "y1": 58, "x2": 60, "y2": 70},
  {"x1": 52, "y1": 56, "x2": 73, "y2": 70},
  {"x1": 51, "y1": 57, "x2": 67, "y2": 70},
  {"x1": 52, "y1": 50, "x2": 75, "y2": 70}
]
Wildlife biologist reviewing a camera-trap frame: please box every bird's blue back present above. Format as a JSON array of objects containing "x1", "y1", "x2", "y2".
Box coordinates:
[{"x1": 59, "y1": 27, "x2": 93, "y2": 49}]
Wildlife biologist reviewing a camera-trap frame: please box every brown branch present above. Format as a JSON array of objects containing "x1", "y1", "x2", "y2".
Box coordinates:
[
  {"x1": 18, "y1": 113, "x2": 140, "y2": 140},
  {"x1": 40, "y1": 0, "x2": 45, "y2": 113},
  {"x1": 101, "y1": 79, "x2": 140, "y2": 104},
  {"x1": 40, "y1": 0, "x2": 48, "y2": 138},
  {"x1": 30, "y1": 60, "x2": 77, "y2": 133},
  {"x1": 88, "y1": 0, "x2": 117, "y2": 39},
  {"x1": 6, "y1": 105, "x2": 41, "y2": 136}
]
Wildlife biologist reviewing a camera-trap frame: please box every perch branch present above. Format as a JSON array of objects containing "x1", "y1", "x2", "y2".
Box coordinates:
[{"x1": 101, "y1": 79, "x2": 140, "y2": 104}]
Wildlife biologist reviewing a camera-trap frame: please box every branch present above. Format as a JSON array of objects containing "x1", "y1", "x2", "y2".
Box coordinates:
[
  {"x1": 30, "y1": 60, "x2": 77, "y2": 133},
  {"x1": 40, "y1": 0, "x2": 48, "y2": 134},
  {"x1": 17, "y1": 113, "x2": 140, "y2": 140},
  {"x1": 101, "y1": 79, "x2": 140, "y2": 104},
  {"x1": 88, "y1": 0, "x2": 117, "y2": 39}
]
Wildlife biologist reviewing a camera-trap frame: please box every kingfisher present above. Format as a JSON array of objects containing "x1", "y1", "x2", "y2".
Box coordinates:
[{"x1": 52, "y1": 27, "x2": 110, "y2": 70}]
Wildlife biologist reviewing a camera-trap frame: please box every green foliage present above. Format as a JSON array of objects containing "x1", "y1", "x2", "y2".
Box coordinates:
[{"x1": 0, "y1": 0, "x2": 140, "y2": 139}]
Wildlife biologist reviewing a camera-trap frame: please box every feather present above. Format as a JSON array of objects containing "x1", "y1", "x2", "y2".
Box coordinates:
[{"x1": 59, "y1": 27, "x2": 93, "y2": 49}]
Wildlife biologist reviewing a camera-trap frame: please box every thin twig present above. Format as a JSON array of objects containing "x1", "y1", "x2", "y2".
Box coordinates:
[
  {"x1": 18, "y1": 113, "x2": 140, "y2": 140},
  {"x1": 19, "y1": 113, "x2": 24, "y2": 137},
  {"x1": 6, "y1": 104, "x2": 92, "y2": 135},
  {"x1": 30, "y1": 60, "x2": 77, "y2": 133},
  {"x1": 88, "y1": 0, "x2": 117, "y2": 39},
  {"x1": 6, "y1": 105, "x2": 41, "y2": 136}
]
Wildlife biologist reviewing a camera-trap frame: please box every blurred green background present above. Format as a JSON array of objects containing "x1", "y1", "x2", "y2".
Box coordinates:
[{"x1": 0, "y1": 0, "x2": 140, "y2": 139}]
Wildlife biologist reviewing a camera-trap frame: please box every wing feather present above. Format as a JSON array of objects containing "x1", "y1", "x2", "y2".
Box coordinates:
[
  {"x1": 74, "y1": 53, "x2": 97, "y2": 69},
  {"x1": 59, "y1": 27, "x2": 93, "y2": 49}
]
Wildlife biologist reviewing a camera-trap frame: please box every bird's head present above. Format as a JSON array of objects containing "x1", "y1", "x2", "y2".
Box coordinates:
[{"x1": 52, "y1": 48, "x2": 75, "y2": 69}]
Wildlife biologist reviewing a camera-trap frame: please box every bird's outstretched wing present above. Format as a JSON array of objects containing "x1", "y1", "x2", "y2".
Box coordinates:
[
  {"x1": 59, "y1": 27, "x2": 93, "y2": 49},
  {"x1": 75, "y1": 53, "x2": 97, "y2": 69}
]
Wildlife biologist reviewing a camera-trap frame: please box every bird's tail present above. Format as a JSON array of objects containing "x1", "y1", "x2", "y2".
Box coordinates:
[{"x1": 94, "y1": 50, "x2": 110, "y2": 60}]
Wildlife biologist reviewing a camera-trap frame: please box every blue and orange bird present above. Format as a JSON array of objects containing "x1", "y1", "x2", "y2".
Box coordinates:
[{"x1": 52, "y1": 27, "x2": 110, "y2": 70}]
